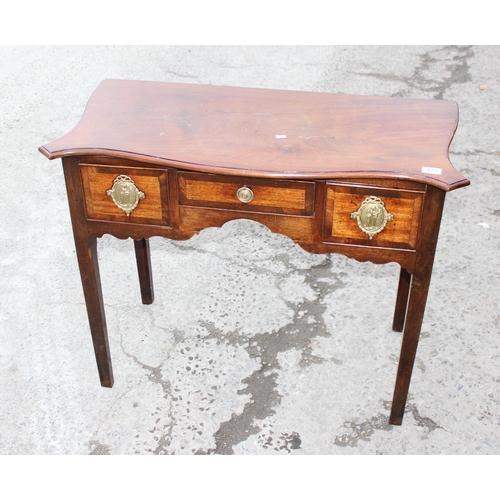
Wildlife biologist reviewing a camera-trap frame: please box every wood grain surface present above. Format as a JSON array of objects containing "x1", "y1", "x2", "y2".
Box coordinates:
[{"x1": 39, "y1": 79, "x2": 469, "y2": 191}]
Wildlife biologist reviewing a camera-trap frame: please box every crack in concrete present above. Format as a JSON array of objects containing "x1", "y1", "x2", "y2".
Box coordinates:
[
  {"x1": 87, "y1": 372, "x2": 145, "y2": 454},
  {"x1": 118, "y1": 331, "x2": 179, "y2": 454},
  {"x1": 119, "y1": 333, "x2": 172, "y2": 398},
  {"x1": 164, "y1": 71, "x2": 199, "y2": 79},
  {"x1": 200, "y1": 257, "x2": 345, "y2": 454},
  {"x1": 451, "y1": 150, "x2": 500, "y2": 157},
  {"x1": 169, "y1": 237, "x2": 299, "y2": 277}
]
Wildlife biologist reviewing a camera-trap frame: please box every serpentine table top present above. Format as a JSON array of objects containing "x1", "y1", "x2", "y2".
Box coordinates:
[{"x1": 40, "y1": 79, "x2": 468, "y2": 191}]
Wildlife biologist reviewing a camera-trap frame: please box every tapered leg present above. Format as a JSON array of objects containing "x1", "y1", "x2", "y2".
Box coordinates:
[
  {"x1": 392, "y1": 267, "x2": 412, "y2": 332},
  {"x1": 389, "y1": 186, "x2": 446, "y2": 425},
  {"x1": 134, "y1": 238, "x2": 154, "y2": 304},
  {"x1": 76, "y1": 238, "x2": 114, "y2": 387},
  {"x1": 389, "y1": 268, "x2": 432, "y2": 424},
  {"x1": 63, "y1": 157, "x2": 113, "y2": 387}
]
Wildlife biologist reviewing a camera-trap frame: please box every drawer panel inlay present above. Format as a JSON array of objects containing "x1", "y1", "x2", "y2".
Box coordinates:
[
  {"x1": 323, "y1": 183, "x2": 424, "y2": 249},
  {"x1": 81, "y1": 164, "x2": 169, "y2": 224},
  {"x1": 178, "y1": 172, "x2": 314, "y2": 216}
]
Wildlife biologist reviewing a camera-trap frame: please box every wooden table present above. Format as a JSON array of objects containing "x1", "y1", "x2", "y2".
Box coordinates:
[{"x1": 39, "y1": 79, "x2": 470, "y2": 425}]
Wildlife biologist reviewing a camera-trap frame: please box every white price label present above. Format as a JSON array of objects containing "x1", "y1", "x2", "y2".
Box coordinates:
[{"x1": 421, "y1": 166, "x2": 442, "y2": 175}]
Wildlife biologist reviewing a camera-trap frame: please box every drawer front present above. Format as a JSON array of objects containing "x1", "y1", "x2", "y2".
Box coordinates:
[
  {"x1": 178, "y1": 172, "x2": 315, "y2": 216},
  {"x1": 81, "y1": 164, "x2": 169, "y2": 224},
  {"x1": 323, "y1": 183, "x2": 424, "y2": 249}
]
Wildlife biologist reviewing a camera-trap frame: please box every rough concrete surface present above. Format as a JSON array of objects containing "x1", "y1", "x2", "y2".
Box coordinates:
[{"x1": 1, "y1": 45, "x2": 499, "y2": 455}]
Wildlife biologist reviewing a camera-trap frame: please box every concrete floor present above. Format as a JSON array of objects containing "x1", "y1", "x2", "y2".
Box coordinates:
[{"x1": 1, "y1": 45, "x2": 499, "y2": 455}]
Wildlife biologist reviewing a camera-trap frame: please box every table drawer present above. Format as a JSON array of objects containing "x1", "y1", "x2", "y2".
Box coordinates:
[
  {"x1": 81, "y1": 164, "x2": 169, "y2": 224},
  {"x1": 323, "y1": 182, "x2": 425, "y2": 249},
  {"x1": 178, "y1": 172, "x2": 315, "y2": 216}
]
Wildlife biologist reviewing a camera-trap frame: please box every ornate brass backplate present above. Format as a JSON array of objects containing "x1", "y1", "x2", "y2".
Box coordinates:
[
  {"x1": 106, "y1": 175, "x2": 145, "y2": 216},
  {"x1": 351, "y1": 196, "x2": 394, "y2": 239}
]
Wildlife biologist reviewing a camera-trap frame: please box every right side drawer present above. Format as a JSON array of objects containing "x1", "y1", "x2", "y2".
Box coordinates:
[{"x1": 322, "y1": 182, "x2": 426, "y2": 250}]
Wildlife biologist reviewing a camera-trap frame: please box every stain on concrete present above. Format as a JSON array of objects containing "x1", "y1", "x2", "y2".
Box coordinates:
[
  {"x1": 334, "y1": 400, "x2": 442, "y2": 447},
  {"x1": 258, "y1": 430, "x2": 302, "y2": 453},
  {"x1": 334, "y1": 414, "x2": 393, "y2": 447},
  {"x1": 89, "y1": 440, "x2": 111, "y2": 455},
  {"x1": 382, "y1": 399, "x2": 442, "y2": 437},
  {"x1": 356, "y1": 45, "x2": 473, "y2": 99},
  {"x1": 203, "y1": 257, "x2": 345, "y2": 454},
  {"x1": 413, "y1": 45, "x2": 473, "y2": 99},
  {"x1": 149, "y1": 430, "x2": 172, "y2": 455},
  {"x1": 406, "y1": 403, "x2": 443, "y2": 437},
  {"x1": 416, "y1": 358, "x2": 427, "y2": 372}
]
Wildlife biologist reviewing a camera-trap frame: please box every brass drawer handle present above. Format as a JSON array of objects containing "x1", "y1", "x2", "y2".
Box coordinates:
[
  {"x1": 351, "y1": 196, "x2": 394, "y2": 239},
  {"x1": 236, "y1": 186, "x2": 254, "y2": 204},
  {"x1": 106, "y1": 174, "x2": 145, "y2": 216}
]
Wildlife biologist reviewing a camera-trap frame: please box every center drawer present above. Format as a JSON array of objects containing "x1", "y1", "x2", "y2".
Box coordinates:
[{"x1": 178, "y1": 172, "x2": 315, "y2": 216}]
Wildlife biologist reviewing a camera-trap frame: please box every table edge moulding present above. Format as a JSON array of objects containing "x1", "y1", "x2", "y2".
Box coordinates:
[{"x1": 39, "y1": 79, "x2": 470, "y2": 426}]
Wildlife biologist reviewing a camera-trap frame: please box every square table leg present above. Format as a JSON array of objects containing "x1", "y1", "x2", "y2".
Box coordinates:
[
  {"x1": 393, "y1": 267, "x2": 412, "y2": 332},
  {"x1": 63, "y1": 157, "x2": 114, "y2": 387},
  {"x1": 134, "y1": 238, "x2": 154, "y2": 305},
  {"x1": 389, "y1": 185, "x2": 445, "y2": 424}
]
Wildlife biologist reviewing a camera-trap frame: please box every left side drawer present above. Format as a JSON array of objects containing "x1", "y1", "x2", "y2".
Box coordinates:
[{"x1": 80, "y1": 164, "x2": 169, "y2": 225}]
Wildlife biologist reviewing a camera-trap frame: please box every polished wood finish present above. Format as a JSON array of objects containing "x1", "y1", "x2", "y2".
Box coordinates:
[
  {"x1": 40, "y1": 80, "x2": 470, "y2": 426},
  {"x1": 40, "y1": 79, "x2": 469, "y2": 191}
]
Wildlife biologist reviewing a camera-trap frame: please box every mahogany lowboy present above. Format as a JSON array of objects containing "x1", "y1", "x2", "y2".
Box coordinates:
[{"x1": 40, "y1": 79, "x2": 470, "y2": 425}]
